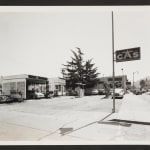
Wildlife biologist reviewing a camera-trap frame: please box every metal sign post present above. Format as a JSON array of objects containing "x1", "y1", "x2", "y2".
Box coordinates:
[
  {"x1": 111, "y1": 11, "x2": 141, "y2": 113},
  {"x1": 112, "y1": 11, "x2": 115, "y2": 113}
]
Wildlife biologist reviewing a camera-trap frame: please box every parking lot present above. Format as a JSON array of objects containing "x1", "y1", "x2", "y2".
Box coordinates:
[
  {"x1": 0, "y1": 95, "x2": 122, "y2": 142},
  {"x1": 0, "y1": 93, "x2": 150, "y2": 144}
]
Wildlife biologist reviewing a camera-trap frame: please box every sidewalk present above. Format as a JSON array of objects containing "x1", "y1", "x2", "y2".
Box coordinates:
[
  {"x1": 104, "y1": 93, "x2": 150, "y2": 143},
  {"x1": 39, "y1": 93, "x2": 150, "y2": 143},
  {"x1": 108, "y1": 93, "x2": 150, "y2": 123}
]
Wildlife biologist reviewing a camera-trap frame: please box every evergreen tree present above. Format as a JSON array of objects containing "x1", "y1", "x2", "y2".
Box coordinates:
[
  {"x1": 84, "y1": 59, "x2": 99, "y2": 88},
  {"x1": 62, "y1": 48, "x2": 84, "y2": 89},
  {"x1": 62, "y1": 47, "x2": 99, "y2": 89}
]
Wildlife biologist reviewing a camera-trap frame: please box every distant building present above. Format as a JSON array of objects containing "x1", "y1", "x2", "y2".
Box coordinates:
[
  {"x1": 48, "y1": 77, "x2": 66, "y2": 96},
  {"x1": 134, "y1": 78, "x2": 150, "y2": 89},
  {"x1": 94, "y1": 75, "x2": 129, "y2": 90}
]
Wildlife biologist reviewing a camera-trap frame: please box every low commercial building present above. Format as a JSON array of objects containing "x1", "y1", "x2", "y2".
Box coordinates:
[
  {"x1": 2, "y1": 74, "x2": 48, "y2": 99},
  {"x1": 94, "y1": 75, "x2": 128, "y2": 91},
  {"x1": 48, "y1": 77, "x2": 66, "y2": 96}
]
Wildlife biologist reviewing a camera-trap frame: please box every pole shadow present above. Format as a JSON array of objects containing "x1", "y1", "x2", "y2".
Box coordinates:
[
  {"x1": 98, "y1": 121, "x2": 132, "y2": 127},
  {"x1": 60, "y1": 112, "x2": 113, "y2": 136},
  {"x1": 110, "y1": 119, "x2": 150, "y2": 126}
]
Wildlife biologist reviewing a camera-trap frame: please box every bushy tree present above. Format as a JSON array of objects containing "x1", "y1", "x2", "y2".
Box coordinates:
[
  {"x1": 140, "y1": 80, "x2": 146, "y2": 89},
  {"x1": 84, "y1": 59, "x2": 99, "y2": 88},
  {"x1": 62, "y1": 48, "x2": 99, "y2": 89}
]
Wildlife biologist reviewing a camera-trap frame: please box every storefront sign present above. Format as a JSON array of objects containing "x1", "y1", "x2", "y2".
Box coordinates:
[{"x1": 116, "y1": 47, "x2": 140, "y2": 62}]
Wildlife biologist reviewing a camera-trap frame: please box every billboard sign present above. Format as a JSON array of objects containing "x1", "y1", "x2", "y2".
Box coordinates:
[{"x1": 116, "y1": 47, "x2": 141, "y2": 62}]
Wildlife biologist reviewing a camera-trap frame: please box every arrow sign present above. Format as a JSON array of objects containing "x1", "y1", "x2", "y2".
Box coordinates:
[{"x1": 115, "y1": 47, "x2": 141, "y2": 62}]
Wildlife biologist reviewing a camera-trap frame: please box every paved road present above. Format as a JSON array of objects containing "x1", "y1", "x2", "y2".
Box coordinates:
[
  {"x1": 0, "y1": 93, "x2": 150, "y2": 144},
  {"x1": 0, "y1": 95, "x2": 122, "y2": 143}
]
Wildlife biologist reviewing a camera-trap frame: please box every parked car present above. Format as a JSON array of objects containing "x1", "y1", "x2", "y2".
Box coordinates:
[
  {"x1": 90, "y1": 89, "x2": 99, "y2": 95},
  {"x1": 141, "y1": 89, "x2": 146, "y2": 94},
  {"x1": 0, "y1": 95, "x2": 13, "y2": 103},
  {"x1": 145, "y1": 89, "x2": 150, "y2": 95},
  {"x1": 98, "y1": 89, "x2": 106, "y2": 95},
  {"x1": 34, "y1": 92, "x2": 45, "y2": 99},
  {"x1": 134, "y1": 89, "x2": 142, "y2": 95},
  {"x1": 10, "y1": 91, "x2": 24, "y2": 102},
  {"x1": 45, "y1": 91, "x2": 54, "y2": 98},
  {"x1": 112, "y1": 88, "x2": 124, "y2": 99},
  {"x1": 110, "y1": 89, "x2": 113, "y2": 95},
  {"x1": 28, "y1": 91, "x2": 45, "y2": 99},
  {"x1": 85, "y1": 89, "x2": 99, "y2": 96},
  {"x1": 146, "y1": 91, "x2": 150, "y2": 95}
]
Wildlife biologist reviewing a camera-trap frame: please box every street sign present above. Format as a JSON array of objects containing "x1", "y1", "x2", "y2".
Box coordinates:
[{"x1": 116, "y1": 47, "x2": 141, "y2": 62}]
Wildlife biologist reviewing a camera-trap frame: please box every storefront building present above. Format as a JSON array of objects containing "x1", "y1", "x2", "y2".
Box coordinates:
[
  {"x1": 2, "y1": 74, "x2": 48, "y2": 99},
  {"x1": 94, "y1": 75, "x2": 128, "y2": 90},
  {"x1": 48, "y1": 78, "x2": 66, "y2": 96}
]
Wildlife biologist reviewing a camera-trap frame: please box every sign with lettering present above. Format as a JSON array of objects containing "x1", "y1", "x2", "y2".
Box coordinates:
[{"x1": 116, "y1": 47, "x2": 141, "y2": 62}]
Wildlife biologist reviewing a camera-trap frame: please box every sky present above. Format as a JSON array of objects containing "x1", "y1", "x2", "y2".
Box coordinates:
[{"x1": 0, "y1": 6, "x2": 150, "y2": 82}]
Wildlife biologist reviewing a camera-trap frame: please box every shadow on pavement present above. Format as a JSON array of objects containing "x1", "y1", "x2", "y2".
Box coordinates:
[
  {"x1": 110, "y1": 119, "x2": 150, "y2": 126},
  {"x1": 101, "y1": 96, "x2": 111, "y2": 99},
  {"x1": 98, "y1": 121, "x2": 132, "y2": 127},
  {"x1": 59, "y1": 128, "x2": 73, "y2": 135},
  {"x1": 60, "y1": 112, "x2": 113, "y2": 136}
]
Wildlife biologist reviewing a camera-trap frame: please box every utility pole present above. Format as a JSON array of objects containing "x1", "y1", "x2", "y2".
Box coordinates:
[{"x1": 112, "y1": 11, "x2": 115, "y2": 113}]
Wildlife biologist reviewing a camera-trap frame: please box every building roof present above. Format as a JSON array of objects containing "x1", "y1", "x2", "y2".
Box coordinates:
[
  {"x1": 2, "y1": 74, "x2": 48, "y2": 80},
  {"x1": 2, "y1": 74, "x2": 29, "y2": 80}
]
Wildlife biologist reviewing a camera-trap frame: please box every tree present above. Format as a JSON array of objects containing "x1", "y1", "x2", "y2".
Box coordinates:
[
  {"x1": 140, "y1": 80, "x2": 146, "y2": 89},
  {"x1": 62, "y1": 47, "x2": 99, "y2": 90},
  {"x1": 84, "y1": 59, "x2": 99, "y2": 88},
  {"x1": 62, "y1": 48, "x2": 84, "y2": 89}
]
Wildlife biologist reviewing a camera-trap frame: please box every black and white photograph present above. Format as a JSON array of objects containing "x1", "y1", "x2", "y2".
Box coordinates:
[{"x1": 0, "y1": 6, "x2": 150, "y2": 145}]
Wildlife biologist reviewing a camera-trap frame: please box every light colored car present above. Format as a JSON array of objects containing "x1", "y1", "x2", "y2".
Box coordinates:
[
  {"x1": 34, "y1": 92, "x2": 45, "y2": 99},
  {"x1": 112, "y1": 88, "x2": 124, "y2": 99},
  {"x1": 91, "y1": 89, "x2": 99, "y2": 95}
]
